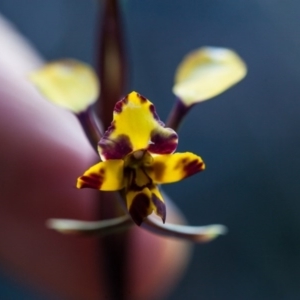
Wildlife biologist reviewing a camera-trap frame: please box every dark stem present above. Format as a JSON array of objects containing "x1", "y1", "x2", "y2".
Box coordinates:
[
  {"x1": 76, "y1": 107, "x2": 103, "y2": 151},
  {"x1": 166, "y1": 98, "x2": 192, "y2": 131},
  {"x1": 95, "y1": 0, "x2": 128, "y2": 299},
  {"x1": 99, "y1": 192, "x2": 130, "y2": 300},
  {"x1": 96, "y1": 0, "x2": 126, "y2": 129}
]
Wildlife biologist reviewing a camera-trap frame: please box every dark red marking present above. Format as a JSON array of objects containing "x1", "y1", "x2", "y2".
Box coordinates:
[
  {"x1": 148, "y1": 129, "x2": 178, "y2": 154},
  {"x1": 114, "y1": 101, "x2": 123, "y2": 113},
  {"x1": 124, "y1": 168, "x2": 153, "y2": 191},
  {"x1": 104, "y1": 121, "x2": 116, "y2": 137},
  {"x1": 183, "y1": 160, "x2": 204, "y2": 177},
  {"x1": 174, "y1": 158, "x2": 187, "y2": 170},
  {"x1": 129, "y1": 193, "x2": 151, "y2": 226},
  {"x1": 152, "y1": 193, "x2": 166, "y2": 223},
  {"x1": 99, "y1": 134, "x2": 133, "y2": 159},
  {"x1": 113, "y1": 95, "x2": 128, "y2": 113},
  {"x1": 148, "y1": 161, "x2": 166, "y2": 182},
  {"x1": 181, "y1": 158, "x2": 188, "y2": 164},
  {"x1": 123, "y1": 95, "x2": 128, "y2": 104},
  {"x1": 136, "y1": 93, "x2": 147, "y2": 103},
  {"x1": 79, "y1": 173, "x2": 103, "y2": 189},
  {"x1": 149, "y1": 104, "x2": 164, "y2": 125}
]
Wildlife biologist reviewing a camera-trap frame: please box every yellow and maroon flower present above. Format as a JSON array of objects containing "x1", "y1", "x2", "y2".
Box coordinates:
[{"x1": 77, "y1": 91, "x2": 205, "y2": 225}]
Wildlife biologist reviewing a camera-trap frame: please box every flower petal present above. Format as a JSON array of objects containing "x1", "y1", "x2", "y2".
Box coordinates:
[
  {"x1": 46, "y1": 215, "x2": 133, "y2": 236},
  {"x1": 30, "y1": 59, "x2": 100, "y2": 113},
  {"x1": 173, "y1": 47, "x2": 247, "y2": 106},
  {"x1": 150, "y1": 185, "x2": 166, "y2": 224},
  {"x1": 147, "y1": 152, "x2": 205, "y2": 184},
  {"x1": 126, "y1": 188, "x2": 153, "y2": 226},
  {"x1": 77, "y1": 160, "x2": 124, "y2": 191},
  {"x1": 126, "y1": 186, "x2": 166, "y2": 226},
  {"x1": 98, "y1": 91, "x2": 178, "y2": 160},
  {"x1": 143, "y1": 216, "x2": 227, "y2": 243}
]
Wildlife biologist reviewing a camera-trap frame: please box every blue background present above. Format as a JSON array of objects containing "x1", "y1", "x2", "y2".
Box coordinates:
[{"x1": 1, "y1": 0, "x2": 300, "y2": 299}]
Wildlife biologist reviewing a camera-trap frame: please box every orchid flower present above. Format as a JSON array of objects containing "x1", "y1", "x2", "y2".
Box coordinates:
[
  {"x1": 77, "y1": 91, "x2": 205, "y2": 226},
  {"x1": 30, "y1": 57, "x2": 232, "y2": 240},
  {"x1": 31, "y1": 0, "x2": 248, "y2": 241},
  {"x1": 30, "y1": 47, "x2": 246, "y2": 241}
]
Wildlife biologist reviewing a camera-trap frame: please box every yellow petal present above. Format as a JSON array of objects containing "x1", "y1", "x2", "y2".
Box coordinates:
[
  {"x1": 173, "y1": 47, "x2": 247, "y2": 106},
  {"x1": 126, "y1": 185, "x2": 166, "y2": 226},
  {"x1": 147, "y1": 152, "x2": 205, "y2": 184},
  {"x1": 77, "y1": 159, "x2": 124, "y2": 191},
  {"x1": 98, "y1": 91, "x2": 178, "y2": 160},
  {"x1": 30, "y1": 59, "x2": 100, "y2": 113},
  {"x1": 150, "y1": 185, "x2": 166, "y2": 223}
]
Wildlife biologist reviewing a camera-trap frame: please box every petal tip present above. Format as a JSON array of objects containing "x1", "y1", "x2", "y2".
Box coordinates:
[
  {"x1": 76, "y1": 173, "x2": 103, "y2": 190},
  {"x1": 46, "y1": 218, "x2": 78, "y2": 235},
  {"x1": 173, "y1": 46, "x2": 247, "y2": 105},
  {"x1": 142, "y1": 217, "x2": 227, "y2": 243},
  {"x1": 196, "y1": 225, "x2": 228, "y2": 243},
  {"x1": 152, "y1": 193, "x2": 166, "y2": 223},
  {"x1": 128, "y1": 192, "x2": 152, "y2": 226}
]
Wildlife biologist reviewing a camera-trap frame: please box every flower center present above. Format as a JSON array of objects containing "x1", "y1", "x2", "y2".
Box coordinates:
[
  {"x1": 124, "y1": 150, "x2": 154, "y2": 191},
  {"x1": 124, "y1": 149, "x2": 153, "y2": 169}
]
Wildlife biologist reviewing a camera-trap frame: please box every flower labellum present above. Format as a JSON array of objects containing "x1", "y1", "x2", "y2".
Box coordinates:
[{"x1": 77, "y1": 91, "x2": 205, "y2": 225}]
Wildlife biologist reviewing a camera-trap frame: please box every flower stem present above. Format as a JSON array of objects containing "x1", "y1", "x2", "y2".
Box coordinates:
[
  {"x1": 77, "y1": 107, "x2": 103, "y2": 150},
  {"x1": 166, "y1": 98, "x2": 192, "y2": 131},
  {"x1": 95, "y1": 1, "x2": 128, "y2": 299},
  {"x1": 96, "y1": 0, "x2": 127, "y2": 129}
]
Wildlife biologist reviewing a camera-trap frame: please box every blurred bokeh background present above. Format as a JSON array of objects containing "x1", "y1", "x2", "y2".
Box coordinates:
[{"x1": 1, "y1": 0, "x2": 300, "y2": 299}]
